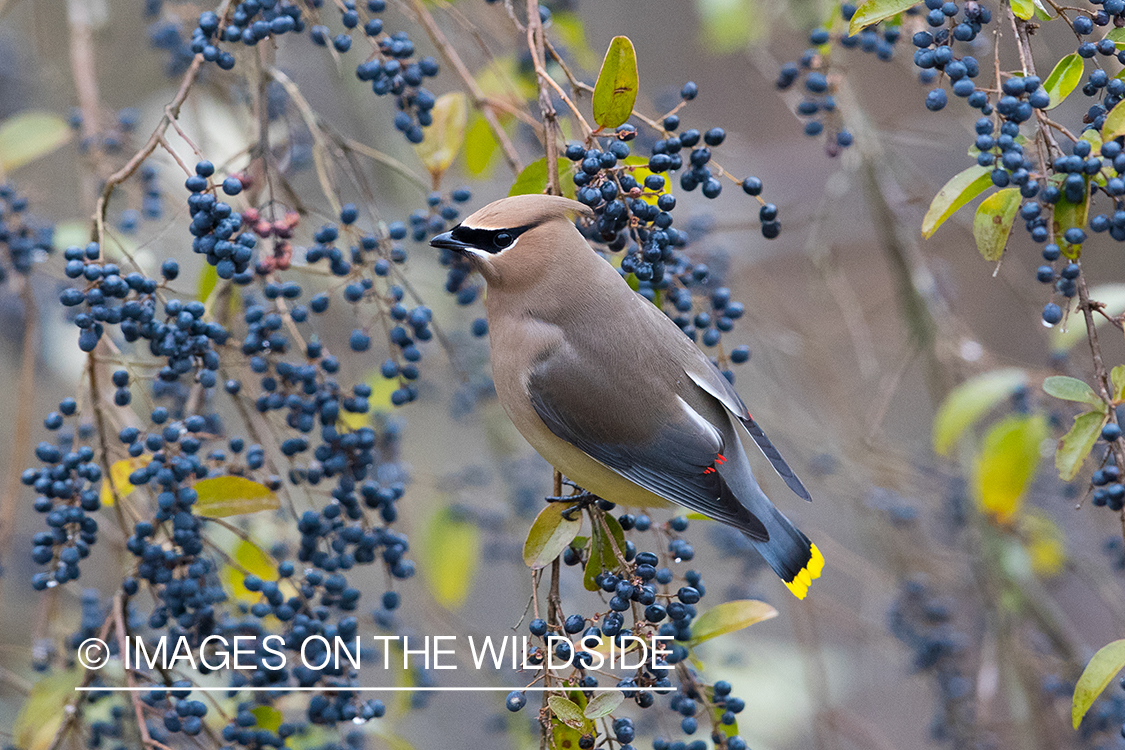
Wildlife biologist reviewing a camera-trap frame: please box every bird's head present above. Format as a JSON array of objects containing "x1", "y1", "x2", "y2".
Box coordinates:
[{"x1": 429, "y1": 194, "x2": 594, "y2": 288}]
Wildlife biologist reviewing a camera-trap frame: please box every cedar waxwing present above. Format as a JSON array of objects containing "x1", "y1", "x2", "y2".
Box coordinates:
[{"x1": 430, "y1": 194, "x2": 823, "y2": 599}]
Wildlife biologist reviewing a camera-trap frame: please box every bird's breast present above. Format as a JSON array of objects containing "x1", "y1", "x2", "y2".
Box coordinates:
[{"x1": 485, "y1": 311, "x2": 671, "y2": 510}]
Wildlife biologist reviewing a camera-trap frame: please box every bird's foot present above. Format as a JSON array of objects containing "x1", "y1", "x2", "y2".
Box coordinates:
[{"x1": 545, "y1": 489, "x2": 598, "y2": 520}]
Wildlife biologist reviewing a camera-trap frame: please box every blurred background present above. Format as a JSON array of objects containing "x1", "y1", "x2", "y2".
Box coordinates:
[{"x1": 1, "y1": 1, "x2": 1123, "y2": 749}]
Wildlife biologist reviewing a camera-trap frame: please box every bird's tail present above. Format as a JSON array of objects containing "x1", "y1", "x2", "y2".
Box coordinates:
[
  {"x1": 744, "y1": 504, "x2": 824, "y2": 600},
  {"x1": 721, "y1": 431, "x2": 824, "y2": 599}
]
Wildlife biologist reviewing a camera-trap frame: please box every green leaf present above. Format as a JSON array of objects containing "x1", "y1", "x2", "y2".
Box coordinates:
[
  {"x1": 932, "y1": 368, "x2": 1029, "y2": 455},
  {"x1": 1043, "y1": 53, "x2": 1084, "y2": 109},
  {"x1": 551, "y1": 715, "x2": 584, "y2": 750},
  {"x1": 1112, "y1": 365, "x2": 1125, "y2": 400},
  {"x1": 14, "y1": 669, "x2": 84, "y2": 750},
  {"x1": 0, "y1": 111, "x2": 71, "y2": 172},
  {"x1": 1056, "y1": 409, "x2": 1107, "y2": 482},
  {"x1": 592, "y1": 36, "x2": 639, "y2": 129},
  {"x1": 194, "y1": 476, "x2": 279, "y2": 518},
  {"x1": 1053, "y1": 187, "x2": 1090, "y2": 259},
  {"x1": 921, "y1": 165, "x2": 992, "y2": 239},
  {"x1": 1074, "y1": 640, "x2": 1125, "y2": 728},
  {"x1": 523, "y1": 502, "x2": 582, "y2": 569},
  {"x1": 1052, "y1": 284, "x2": 1125, "y2": 351},
  {"x1": 704, "y1": 686, "x2": 739, "y2": 737},
  {"x1": 973, "y1": 413, "x2": 1048, "y2": 523},
  {"x1": 583, "y1": 690, "x2": 624, "y2": 719},
  {"x1": 463, "y1": 113, "x2": 499, "y2": 177},
  {"x1": 422, "y1": 506, "x2": 480, "y2": 608},
  {"x1": 1010, "y1": 0, "x2": 1034, "y2": 18},
  {"x1": 251, "y1": 706, "x2": 283, "y2": 733},
  {"x1": 1108, "y1": 27, "x2": 1125, "y2": 45},
  {"x1": 1081, "y1": 128, "x2": 1104, "y2": 156},
  {"x1": 548, "y1": 695, "x2": 589, "y2": 730},
  {"x1": 414, "y1": 92, "x2": 467, "y2": 177},
  {"x1": 972, "y1": 188, "x2": 1021, "y2": 261},
  {"x1": 1043, "y1": 375, "x2": 1102, "y2": 406},
  {"x1": 848, "y1": 0, "x2": 920, "y2": 35},
  {"x1": 689, "y1": 599, "x2": 778, "y2": 645},
  {"x1": 583, "y1": 514, "x2": 627, "y2": 591},
  {"x1": 508, "y1": 157, "x2": 576, "y2": 200}
]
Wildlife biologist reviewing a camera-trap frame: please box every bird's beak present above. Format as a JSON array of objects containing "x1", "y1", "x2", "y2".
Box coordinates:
[{"x1": 429, "y1": 231, "x2": 476, "y2": 254}]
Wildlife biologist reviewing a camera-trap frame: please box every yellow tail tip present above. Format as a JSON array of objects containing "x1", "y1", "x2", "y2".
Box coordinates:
[{"x1": 783, "y1": 543, "x2": 825, "y2": 600}]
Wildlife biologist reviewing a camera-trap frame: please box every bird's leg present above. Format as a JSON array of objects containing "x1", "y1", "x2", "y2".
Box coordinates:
[{"x1": 543, "y1": 481, "x2": 599, "y2": 520}]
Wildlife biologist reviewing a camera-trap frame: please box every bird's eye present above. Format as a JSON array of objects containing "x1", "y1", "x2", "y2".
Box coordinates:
[{"x1": 494, "y1": 232, "x2": 513, "y2": 248}]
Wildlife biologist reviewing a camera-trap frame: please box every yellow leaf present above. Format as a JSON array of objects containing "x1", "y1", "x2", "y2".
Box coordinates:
[
  {"x1": 932, "y1": 369, "x2": 1028, "y2": 455},
  {"x1": 622, "y1": 155, "x2": 671, "y2": 206},
  {"x1": 250, "y1": 705, "x2": 283, "y2": 732},
  {"x1": 221, "y1": 539, "x2": 278, "y2": 603},
  {"x1": 972, "y1": 188, "x2": 1021, "y2": 262},
  {"x1": 973, "y1": 413, "x2": 1048, "y2": 523},
  {"x1": 14, "y1": 669, "x2": 84, "y2": 750},
  {"x1": 1074, "y1": 639, "x2": 1125, "y2": 729},
  {"x1": 414, "y1": 92, "x2": 468, "y2": 177},
  {"x1": 100, "y1": 456, "x2": 149, "y2": 507},
  {"x1": 421, "y1": 506, "x2": 480, "y2": 608},
  {"x1": 1010, "y1": 0, "x2": 1035, "y2": 19},
  {"x1": 689, "y1": 600, "x2": 778, "y2": 645},
  {"x1": 194, "y1": 476, "x2": 279, "y2": 518},
  {"x1": 463, "y1": 112, "x2": 499, "y2": 177},
  {"x1": 0, "y1": 111, "x2": 71, "y2": 172},
  {"x1": 1020, "y1": 509, "x2": 1066, "y2": 578}
]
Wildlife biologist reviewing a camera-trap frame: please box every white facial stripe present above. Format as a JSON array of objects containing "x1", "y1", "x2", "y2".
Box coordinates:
[{"x1": 495, "y1": 235, "x2": 520, "y2": 256}]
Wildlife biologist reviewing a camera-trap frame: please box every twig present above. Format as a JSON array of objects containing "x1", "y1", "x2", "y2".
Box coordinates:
[
  {"x1": 334, "y1": 135, "x2": 432, "y2": 193},
  {"x1": 525, "y1": 0, "x2": 562, "y2": 194},
  {"x1": 113, "y1": 593, "x2": 176, "y2": 750},
  {"x1": 407, "y1": 0, "x2": 523, "y2": 176}
]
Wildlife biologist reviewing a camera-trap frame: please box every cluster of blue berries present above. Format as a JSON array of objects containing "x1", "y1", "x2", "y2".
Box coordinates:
[
  {"x1": 776, "y1": 2, "x2": 902, "y2": 150},
  {"x1": 0, "y1": 183, "x2": 54, "y2": 284},
  {"x1": 505, "y1": 505, "x2": 751, "y2": 749},
  {"x1": 118, "y1": 163, "x2": 165, "y2": 235},
  {"x1": 23, "y1": 414, "x2": 102, "y2": 589},
  {"x1": 190, "y1": 3, "x2": 302, "y2": 70},
  {"x1": 185, "y1": 161, "x2": 258, "y2": 281},
  {"x1": 888, "y1": 579, "x2": 976, "y2": 745},
  {"x1": 537, "y1": 88, "x2": 772, "y2": 375},
  {"x1": 189, "y1": 0, "x2": 440, "y2": 145},
  {"x1": 910, "y1": 0, "x2": 992, "y2": 113},
  {"x1": 1090, "y1": 431, "x2": 1125, "y2": 510}
]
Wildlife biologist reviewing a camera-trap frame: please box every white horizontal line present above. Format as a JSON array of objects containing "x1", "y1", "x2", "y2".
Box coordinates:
[{"x1": 75, "y1": 686, "x2": 655, "y2": 693}]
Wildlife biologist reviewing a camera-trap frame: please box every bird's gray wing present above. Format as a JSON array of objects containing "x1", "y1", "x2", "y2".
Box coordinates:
[
  {"x1": 685, "y1": 367, "x2": 812, "y2": 502},
  {"x1": 527, "y1": 353, "x2": 769, "y2": 540}
]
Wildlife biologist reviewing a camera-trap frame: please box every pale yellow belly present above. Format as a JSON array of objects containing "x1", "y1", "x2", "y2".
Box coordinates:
[{"x1": 507, "y1": 397, "x2": 673, "y2": 511}]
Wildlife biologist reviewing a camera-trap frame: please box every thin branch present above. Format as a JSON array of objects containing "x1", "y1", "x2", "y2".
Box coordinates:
[
  {"x1": 525, "y1": 0, "x2": 562, "y2": 194},
  {"x1": 408, "y1": 0, "x2": 524, "y2": 176}
]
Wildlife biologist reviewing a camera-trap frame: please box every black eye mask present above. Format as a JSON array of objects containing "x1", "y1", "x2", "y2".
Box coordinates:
[{"x1": 449, "y1": 223, "x2": 536, "y2": 254}]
